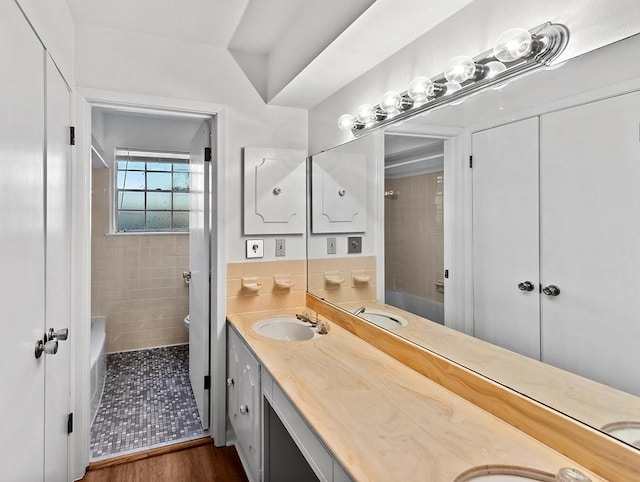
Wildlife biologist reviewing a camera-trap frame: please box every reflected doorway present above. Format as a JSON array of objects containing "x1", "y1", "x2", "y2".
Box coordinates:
[{"x1": 383, "y1": 134, "x2": 445, "y2": 324}]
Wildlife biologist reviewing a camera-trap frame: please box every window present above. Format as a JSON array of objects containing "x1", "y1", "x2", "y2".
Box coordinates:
[{"x1": 114, "y1": 149, "x2": 190, "y2": 232}]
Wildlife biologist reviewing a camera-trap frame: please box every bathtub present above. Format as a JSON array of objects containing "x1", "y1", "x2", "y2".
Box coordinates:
[
  {"x1": 90, "y1": 316, "x2": 106, "y2": 425},
  {"x1": 384, "y1": 290, "x2": 444, "y2": 325}
]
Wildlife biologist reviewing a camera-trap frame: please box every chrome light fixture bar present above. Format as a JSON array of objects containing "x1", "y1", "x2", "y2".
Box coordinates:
[{"x1": 338, "y1": 22, "x2": 569, "y2": 136}]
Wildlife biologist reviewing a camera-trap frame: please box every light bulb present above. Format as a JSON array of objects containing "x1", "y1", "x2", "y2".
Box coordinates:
[
  {"x1": 338, "y1": 114, "x2": 355, "y2": 131},
  {"x1": 407, "y1": 77, "x2": 433, "y2": 102},
  {"x1": 355, "y1": 104, "x2": 374, "y2": 124},
  {"x1": 493, "y1": 28, "x2": 532, "y2": 62},
  {"x1": 485, "y1": 60, "x2": 507, "y2": 78},
  {"x1": 444, "y1": 81, "x2": 462, "y2": 96},
  {"x1": 444, "y1": 55, "x2": 477, "y2": 83},
  {"x1": 379, "y1": 91, "x2": 400, "y2": 114}
]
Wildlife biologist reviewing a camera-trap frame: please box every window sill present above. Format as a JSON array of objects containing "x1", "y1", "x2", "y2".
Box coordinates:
[{"x1": 104, "y1": 231, "x2": 189, "y2": 236}]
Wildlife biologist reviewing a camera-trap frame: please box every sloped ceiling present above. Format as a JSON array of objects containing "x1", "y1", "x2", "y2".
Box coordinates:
[{"x1": 66, "y1": 0, "x2": 474, "y2": 109}]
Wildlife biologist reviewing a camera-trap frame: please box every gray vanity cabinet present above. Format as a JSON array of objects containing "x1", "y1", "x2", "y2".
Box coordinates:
[{"x1": 228, "y1": 326, "x2": 262, "y2": 481}]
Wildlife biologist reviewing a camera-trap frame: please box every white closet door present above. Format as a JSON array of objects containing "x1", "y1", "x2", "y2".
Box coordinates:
[
  {"x1": 540, "y1": 91, "x2": 640, "y2": 396},
  {"x1": 0, "y1": 1, "x2": 46, "y2": 479},
  {"x1": 44, "y1": 54, "x2": 72, "y2": 481},
  {"x1": 189, "y1": 120, "x2": 211, "y2": 429},
  {"x1": 472, "y1": 117, "x2": 541, "y2": 359}
]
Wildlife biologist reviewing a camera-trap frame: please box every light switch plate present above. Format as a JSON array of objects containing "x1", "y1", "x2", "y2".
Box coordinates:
[
  {"x1": 246, "y1": 239, "x2": 264, "y2": 258},
  {"x1": 347, "y1": 236, "x2": 362, "y2": 254},
  {"x1": 327, "y1": 237, "x2": 337, "y2": 255},
  {"x1": 275, "y1": 239, "x2": 286, "y2": 257}
]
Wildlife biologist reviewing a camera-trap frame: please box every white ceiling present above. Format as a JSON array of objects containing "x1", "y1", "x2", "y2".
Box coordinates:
[{"x1": 66, "y1": 0, "x2": 475, "y2": 109}]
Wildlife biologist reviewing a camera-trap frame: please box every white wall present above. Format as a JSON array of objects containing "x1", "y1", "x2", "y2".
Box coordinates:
[
  {"x1": 75, "y1": 23, "x2": 309, "y2": 261},
  {"x1": 308, "y1": 0, "x2": 640, "y2": 153},
  {"x1": 15, "y1": 0, "x2": 74, "y2": 85},
  {"x1": 99, "y1": 111, "x2": 203, "y2": 167}
]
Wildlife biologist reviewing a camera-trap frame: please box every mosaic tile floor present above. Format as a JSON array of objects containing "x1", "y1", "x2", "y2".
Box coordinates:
[{"x1": 90, "y1": 344, "x2": 205, "y2": 459}]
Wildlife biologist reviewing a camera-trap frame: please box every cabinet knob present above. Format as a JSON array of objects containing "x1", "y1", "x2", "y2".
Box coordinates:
[
  {"x1": 239, "y1": 404, "x2": 249, "y2": 415},
  {"x1": 226, "y1": 377, "x2": 234, "y2": 387},
  {"x1": 517, "y1": 281, "x2": 535, "y2": 292},
  {"x1": 542, "y1": 284, "x2": 561, "y2": 296}
]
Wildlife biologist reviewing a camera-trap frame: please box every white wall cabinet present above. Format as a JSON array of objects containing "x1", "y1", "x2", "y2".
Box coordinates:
[
  {"x1": 227, "y1": 324, "x2": 353, "y2": 482},
  {"x1": 471, "y1": 91, "x2": 640, "y2": 396},
  {"x1": 311, "y1": 150, "x2": 367, "y2": 233},
  {"x1": 243, "y1": 147, "x2": 306, "y2": 234},
  {"x1": 472, "y1": 117, "x2": 541, "y2": 360},
  {"x1": 0, "y1": 2, "x2": 72, "y2": 480}
]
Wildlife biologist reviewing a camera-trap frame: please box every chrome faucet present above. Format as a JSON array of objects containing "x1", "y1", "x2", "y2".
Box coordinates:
[
  {"x1": 353, "y1": 306, "x2": 366, "y2": 316},
  {"x1": 296, "y1": 311, "x2": 314, "y2": 325},
  {"x1": 296, "y1": 311, "x2": 330, "y2": 334}
]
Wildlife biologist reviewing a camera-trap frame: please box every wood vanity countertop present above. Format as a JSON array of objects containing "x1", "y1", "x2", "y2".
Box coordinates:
[{"x1": 227, "y1": 308, "x2": 603, "y2": 482}]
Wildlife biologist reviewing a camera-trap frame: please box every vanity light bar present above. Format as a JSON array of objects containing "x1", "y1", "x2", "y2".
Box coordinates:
[{"x1": 338, "y1": 22, "x2": 569, "y2": 136}]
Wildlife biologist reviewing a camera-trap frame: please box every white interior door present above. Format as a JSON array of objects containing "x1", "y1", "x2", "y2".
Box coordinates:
[
  {"x1": 0, "y1": 1, "x2": 46, "y2": 479},
  {"x1": 189, "y1": 120, "x2": 211, "y2": 429},
  {"x1": 540, "y1": 91, "x2": 640, "y2": 396},
  {"x1": 472, "y1": 117, "x2": 541, "y2": 359},
  {"x1": 44, "y1": 54, "x2": 72, "y2": 481}
]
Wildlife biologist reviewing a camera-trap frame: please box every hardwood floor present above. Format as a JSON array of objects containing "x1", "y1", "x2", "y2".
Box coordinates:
[{"x1": 81, "y1": 438, "x2": 249, "y2": 482}]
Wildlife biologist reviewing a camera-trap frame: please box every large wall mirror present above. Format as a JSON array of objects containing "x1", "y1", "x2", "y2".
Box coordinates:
[{"x1": 308, "y1": 32, "x2": 640, "y2": 451}]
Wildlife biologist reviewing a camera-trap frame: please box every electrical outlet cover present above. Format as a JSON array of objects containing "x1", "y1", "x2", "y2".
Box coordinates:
[
  {"x1": 275, "y1": 239, "x2": 286, "y2": 257},
  {"x1": 246, "y1": 239, "x2": 264, "y2": 258},
  {"x1": 348, "y1": 236, "x2": 362, "y2": 254}
]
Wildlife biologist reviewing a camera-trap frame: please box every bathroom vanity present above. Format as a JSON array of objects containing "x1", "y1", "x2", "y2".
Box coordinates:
[{"x1": 226, "y1": 308, "x2": 603, "y2": 481}]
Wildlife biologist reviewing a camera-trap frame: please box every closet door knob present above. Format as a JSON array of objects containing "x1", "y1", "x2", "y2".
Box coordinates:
[
  {"x1": 542, "y1": 284, "x2": 561, "y2": 296},
  {"x1": 239, "y1": 404, "x2": 249, "y2": 415},
  {"x1": 517, "y1": 281, "x2": 535, "y2": 292},
  {"x1": 226, "y1": 378, "x2": 234, "y2": 387}
]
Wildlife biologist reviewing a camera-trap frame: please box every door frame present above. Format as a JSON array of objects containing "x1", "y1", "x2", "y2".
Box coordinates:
[
  {"x1": 383, "y1": 123, "x2": 467, "y2": 332},
  {"x1": 72, "y1": 88, "x2": 227, "y2": 478}
]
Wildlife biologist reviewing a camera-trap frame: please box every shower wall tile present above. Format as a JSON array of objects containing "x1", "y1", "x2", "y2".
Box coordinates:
[
  {"x1": 385, "y1": 172, "x2": 444, "y2": 303},
  {"x1": 91, "y1": 168, "x2": 189, "y2": 353},
  {"x1": 226, "y1": 259, "x2": 307, "y2": 315}
]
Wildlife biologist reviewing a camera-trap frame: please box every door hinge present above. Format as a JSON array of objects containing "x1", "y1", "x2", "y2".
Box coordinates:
[
  {"x1": 69, "y1": 126, "x2": 75, "y2": 146},
  {"x1": 469, "y1": 155, "x2": 473, "y2": 168},
  {"x1": 67, "y1": 412, "x2": 73, "y2": 434},
  {"x1": 204, "y1": 147, "x2": 211, "y2": 162},
  {"x1": 444, "y1": 269, "x2": 449, "y2": 279},
  {"x1": 204, "y1": 375, "x2": 211, "y2": 390}
]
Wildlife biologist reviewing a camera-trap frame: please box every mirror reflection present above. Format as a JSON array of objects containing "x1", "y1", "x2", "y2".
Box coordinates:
[{"x1": 308, "y1": 33, "x2": 640, "y2": 451}]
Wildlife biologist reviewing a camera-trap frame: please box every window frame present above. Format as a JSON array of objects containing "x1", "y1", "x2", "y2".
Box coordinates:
[{"x1": 112, "y1": 148, "x2": 191, "y2": 233}]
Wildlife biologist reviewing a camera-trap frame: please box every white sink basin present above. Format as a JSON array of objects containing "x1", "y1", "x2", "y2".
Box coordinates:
[
  {"x1": 253, "y1": 316, "x2": 319, "y2": 341},
  {"x1": 456, "y1": 466, "x2": 590, "y2": 482},
  {"x1": 355, "y1": 308, "x2": 408, "y2": 330},
  {"x1": 601, "y1": 421, "x2": 640, "y2": 448}
]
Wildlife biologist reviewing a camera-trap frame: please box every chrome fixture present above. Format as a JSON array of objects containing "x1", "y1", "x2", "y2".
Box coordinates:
[
  {"x1": 295, "y1": 311, "x2": 313, "y2": 324},
  {"x1": 34, "y1": 327, "x2": 68, "y2": 359},
  {"x1": 384, "y1": 190, "x2": 398, "y2": 200},
  {"x1": 295, "y1": 311, "x2": 330, "y2": 334},
  {"x1": 338, "y1": 22, "x2": 569, "y2": 136},
  {"x1": 543, "y1": 284, "x2": 561, "y2": 296},
  {"x1": 517, "y1": 281, "x2": 535, "y2": 292},
  {"x1": 353, "y1": 307, "x2": 366, "y2": 316},
  {"x1": 35, "y1": 336, "x2": 58, "y2": 359}
]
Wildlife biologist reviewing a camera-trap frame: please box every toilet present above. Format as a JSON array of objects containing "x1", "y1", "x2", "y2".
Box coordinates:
[{"x1": 183, "y1": 314, "x2": 190, "y2": 335}]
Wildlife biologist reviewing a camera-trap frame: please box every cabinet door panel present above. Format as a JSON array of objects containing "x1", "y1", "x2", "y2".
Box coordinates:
[
  {"x1": 0, "y1": 2, "x2": 46, "y2": 479},
  {"x1": 472, "y1": 117, "x2": 541, "y2": 359},
  {"x1": 540, "y1": 91, "x2": 640, "y2": 395},
  {"x1": 236, "y1": 346, "x2": 261, "y2": 481},
  {"x1": 44, "y1": 54, "x2": 71, "y2": 482}
]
